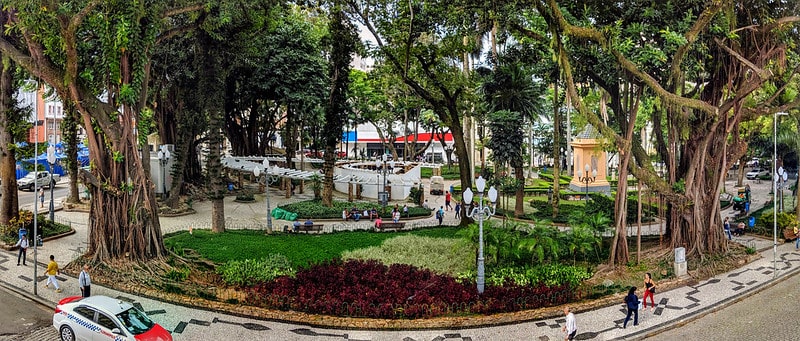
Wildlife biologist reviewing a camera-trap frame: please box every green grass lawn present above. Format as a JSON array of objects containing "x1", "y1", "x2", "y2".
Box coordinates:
[{"x1": 164, "y1": 227, "x2": 462, "y2": 268}]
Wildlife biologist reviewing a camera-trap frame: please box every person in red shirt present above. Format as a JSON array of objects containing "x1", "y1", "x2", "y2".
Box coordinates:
[{"x1": 445, "y1": 191, "x2": 452, "y2": 211}]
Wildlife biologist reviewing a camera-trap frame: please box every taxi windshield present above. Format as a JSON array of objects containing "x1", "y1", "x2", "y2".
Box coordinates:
[{"x1": 116, "y1": 308, "x2": 154, "y2": 335}]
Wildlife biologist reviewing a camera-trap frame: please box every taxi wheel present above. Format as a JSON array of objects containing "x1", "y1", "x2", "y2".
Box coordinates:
[{"x1": 59, "y1": 325, "x2": 76, "y2": 341}]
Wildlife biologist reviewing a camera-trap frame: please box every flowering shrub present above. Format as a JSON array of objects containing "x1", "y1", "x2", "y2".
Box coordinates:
[{"x1": 245, "y1": 259, "x2": 574, "y2": 318}]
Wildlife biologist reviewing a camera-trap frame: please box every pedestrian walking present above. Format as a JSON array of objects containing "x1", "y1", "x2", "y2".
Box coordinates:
[
  {"x1": 562, "y1": 306, "x2": 577, "y2": 341},
  {"x1": 623, "y1": 286, "x2": 638, "y2": 328},
  {"x1": 436, "y1": 206, "x2": 444, "y2": 225},
  {"x1": 794, "y1": 224, "x2": 800, "y2": 250},
  {"x1": 39, "y1": 187, "x2": 45, "y2": 208},
  {"x1": 44, "y1": 255, "x2": 62, "y2": 293},
  {"x1": 643, "y1": 273, "x2": 656, "y2": 311},
  {"x1": 723, "y1": 217, "x2": 732, "y2": 240},
  {"x1": 402, "y1": 204, "x2": 408, "y2": 218},
  {"x1": 445, "y1": 191, "x2": 452, "y2": 211},
  {"x1": 15, "y1": 234, "x2": 29, "y2": 266},
  {"x1": 79, "y1": 264, "x2": 92, "y2": 297},
  {"x1": 454, "y1": 202, "x2": 461, "y2": 219}
]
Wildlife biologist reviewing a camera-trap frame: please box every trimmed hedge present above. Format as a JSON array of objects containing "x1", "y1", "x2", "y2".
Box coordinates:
[{"x1": 279, "y1": 199, "x2": 430, "y2": 220}]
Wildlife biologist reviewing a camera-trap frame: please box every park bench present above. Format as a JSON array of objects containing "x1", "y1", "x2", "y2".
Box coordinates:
[
  {"x1": 296, "y1": 224, "x2": 324, "y2": 233},
  {"x1": 375, "y1": 222, "x2": 405, "y2": 231}
]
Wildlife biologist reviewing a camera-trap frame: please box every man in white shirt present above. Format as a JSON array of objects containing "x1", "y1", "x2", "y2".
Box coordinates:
[
  {"x1": 15, "y1": 235, "x2": 29, "y2": 266},
  {"x1": 562, "y1": 306, "x2": 577, "y2": 341}
]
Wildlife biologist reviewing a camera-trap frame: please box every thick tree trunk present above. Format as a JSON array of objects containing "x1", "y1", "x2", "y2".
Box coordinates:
[
  {"x1": 609, "y1": 156, "x2": 630, "y2": 266},
  {"x1": 80, "y1": 103, "x2": 165, "y2": 261},
  {"x1": 61, "y1": 103, "x2": 81, "y2": 204},
  {"x1": 667, "y1": 126, "x2": 727, "y2": 257},
  {"x1": 0, "y1": 55, "x2": 18, "y2": 225}
]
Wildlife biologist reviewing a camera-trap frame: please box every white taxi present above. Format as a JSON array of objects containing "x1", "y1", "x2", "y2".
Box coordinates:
[{"x1": 53, "y1": 295, "x2": 172, "y2": 341}]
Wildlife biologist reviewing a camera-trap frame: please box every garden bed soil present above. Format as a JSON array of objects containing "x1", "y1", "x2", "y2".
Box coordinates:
[{"x1": 73, "y1": 240, "x2": 758, "y2": 330}]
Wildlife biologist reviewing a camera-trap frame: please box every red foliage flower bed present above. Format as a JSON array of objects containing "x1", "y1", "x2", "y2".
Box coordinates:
[{"x1": 245, "y1": 259, "x2": 573, "y2": 318}]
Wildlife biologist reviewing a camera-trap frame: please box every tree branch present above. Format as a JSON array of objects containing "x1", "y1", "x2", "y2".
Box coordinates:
[
  {"x1": 68, "y1": 0, "x2": 102, "y2": 35},
  {"x1": 543, "y1": 0, "x2": 718, "y2": 117},
  {"x1": 161, "y1": 3, "x2": 206, "y2": 19}
]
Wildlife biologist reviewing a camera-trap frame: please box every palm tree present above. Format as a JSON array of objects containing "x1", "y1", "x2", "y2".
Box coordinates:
[
  {"x1": 518, "y1": 224, "x2": 561, "y2": 263},
  {"x1": 479, "y1": 61, "x2": 547, "y2": 217}
]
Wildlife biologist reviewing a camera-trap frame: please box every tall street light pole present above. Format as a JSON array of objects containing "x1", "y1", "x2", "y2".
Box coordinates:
[
  {"x1": 463, "y1": 176, "x2": 497, "y2": 294},
  {"x1": 254, "y1": 159, "x2": 275, "y2": 234},
  {"x1": 774, "y1": 111, "x2": 788, "y2": 277},
  {"x1": 33, "y1": 117, "x2": 40, "y2": 296}
]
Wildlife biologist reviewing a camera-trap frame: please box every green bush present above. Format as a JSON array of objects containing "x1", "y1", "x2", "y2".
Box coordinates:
[
  {"x1": 217, "y1": 254, "x2": 295, "y2": 287},
  {"x1": 525, "y1": 194, "x2": 657, "y2": 224},
  {"x1": 1, "y1": 211, "x2": 72, "y2": 245},
  {"x1": 235, "y1": 190, "x2": 255, "y2": 201},
  {"x1": 342, "y1": 235, "x2": 473, "y2": 275},
  {"x1": 279, "y1": 199, "x2": 429, "y2": 219},
  {"x1": 757, "y1": 210, "x2": 795, "y2": 231},
  {"x1": 457, "y1": 264, "x2": 592, "y2": 288}
]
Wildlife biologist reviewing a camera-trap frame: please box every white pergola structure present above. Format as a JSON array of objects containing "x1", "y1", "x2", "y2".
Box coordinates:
[{"x1": 221, "y1": 156, "x2": 436, "y2": 201}]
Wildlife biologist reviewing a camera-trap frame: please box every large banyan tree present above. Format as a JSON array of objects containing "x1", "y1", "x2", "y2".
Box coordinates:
[
  {"x1": 0, "y1": 1, "x2": 210, "y2": 262},
  {"x1": 534, "y1": 0, "x2": 800, "y2": 261}
]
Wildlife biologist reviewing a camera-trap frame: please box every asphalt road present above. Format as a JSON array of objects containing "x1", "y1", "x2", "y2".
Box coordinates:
[
  {"x1": 0, "y1": 286, "x2": 57, "y2": 341},
  {"x1": 16, "y1": 185, "x2": 69, "y2": 209},
  {"x1": 645, "y1": 273, "x2": 800, "y2": 340}
]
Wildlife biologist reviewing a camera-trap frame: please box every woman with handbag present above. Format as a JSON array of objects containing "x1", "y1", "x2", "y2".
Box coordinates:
[{"x1": 643, "y1": 272, "x2": 656, "y2": 312}]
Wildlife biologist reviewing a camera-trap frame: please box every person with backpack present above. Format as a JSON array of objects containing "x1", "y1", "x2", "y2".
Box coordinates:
[{"x1": 623, "y1": 286, "x2": 639, "y2": 328}]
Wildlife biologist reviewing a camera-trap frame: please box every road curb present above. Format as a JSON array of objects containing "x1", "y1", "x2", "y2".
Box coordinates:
[{"x1": 0, "y1": 278, "x2": 57, "y2": 310}]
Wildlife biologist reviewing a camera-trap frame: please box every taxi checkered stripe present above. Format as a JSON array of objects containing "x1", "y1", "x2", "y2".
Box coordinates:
[{"x1": 67, "y1": 312, "x2": 101, "y2": 333}]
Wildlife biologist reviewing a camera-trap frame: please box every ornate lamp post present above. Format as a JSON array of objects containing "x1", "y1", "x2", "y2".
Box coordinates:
[
  {"x1": 375, "y1": 155, "x2": 393, "y2": 213},
  {"x1": 463, "y1": 176, "x2": 497, "y2": 294},
  {"x1": 777, "y1": 166, "x2": 787, "y2": 212},
  {"x1": 444, "y1": 143, "x2": 454, "y2": 170},
  {"x1": 254, "y1": 159, "x2": 277, "y2": 233},
  {"x1": 157, "y1": 145, "x2": 171, "y2": 199},
  {"x1": 773, "y1": 111, "x2": 788, "y2": 277},
  {"x1": 577, "y1": 164, "x2": 597, "y2": 202}
]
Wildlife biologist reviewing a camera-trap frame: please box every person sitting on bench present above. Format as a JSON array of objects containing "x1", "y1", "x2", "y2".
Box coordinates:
[
  {"x1": 350, "y1": 207, "x2": 361, "y2": 221},
  {"x1": 733, "y1": 222, "x2": 746, "y2": 236},
  {"x1": 304, "y1": 218, "x2": 314, "y2": 228},
  {"x1": 292, "y1": 219, "x2": 301, "y2": 233},
  {"x1": 374, "y1": 216, "x2": 382, "y2": 229}
]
